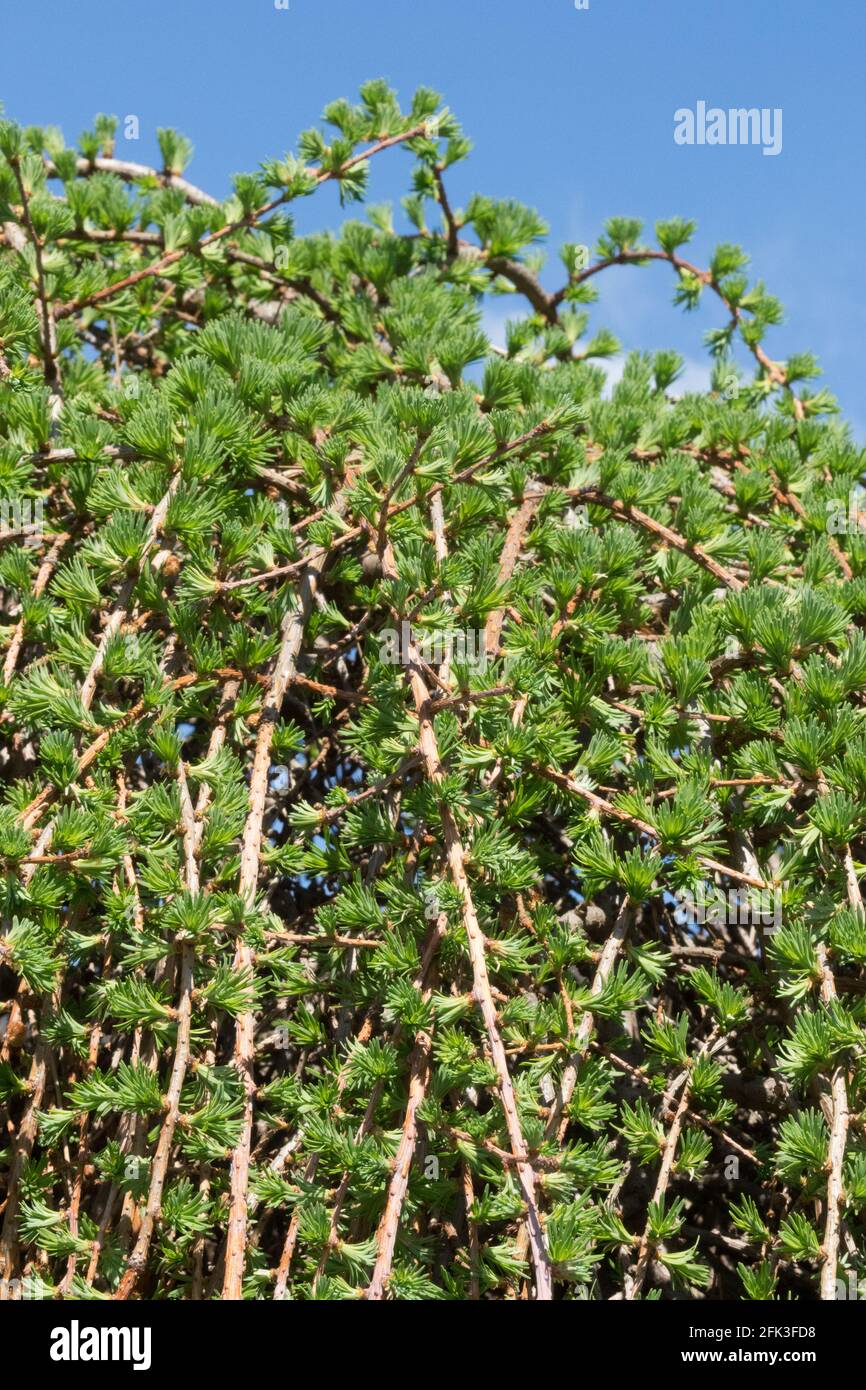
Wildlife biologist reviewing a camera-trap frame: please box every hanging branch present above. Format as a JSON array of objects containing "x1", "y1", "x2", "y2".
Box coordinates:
[
  {"x1": 7, "y1": 153, "x2": 61, "y2": 391},
  {"x1": 625, "y1": 1031, "x2": 726, "y2": 1300},
  {"x1": 377, "y1": 535, "x2": 554, "y2": 1301},
  {"x1": 222, "y1": 530, "x2": 337, "y2": 1300},
  {"x1": 114, "y1": 758, "x2": 200, "y2": 1300}
]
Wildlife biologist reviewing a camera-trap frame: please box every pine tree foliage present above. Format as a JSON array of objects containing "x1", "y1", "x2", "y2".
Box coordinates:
[{"x1": 0, "y1": 83, "x2": 863, "y2": 1301}]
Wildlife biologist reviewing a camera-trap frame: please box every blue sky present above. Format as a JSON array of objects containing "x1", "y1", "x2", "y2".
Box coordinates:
[{"x1": 2, "y1": 0, "x2": 862, "y2": 437}]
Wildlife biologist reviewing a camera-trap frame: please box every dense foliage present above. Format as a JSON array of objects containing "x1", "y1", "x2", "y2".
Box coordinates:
[{"x1": 0, "y1": 82, "x2": 864, "y2": 1302}]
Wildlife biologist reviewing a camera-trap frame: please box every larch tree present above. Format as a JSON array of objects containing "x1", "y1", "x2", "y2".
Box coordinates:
[{"x1": 0, "y1": 81, "x2": 863, "y2": 1303}]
